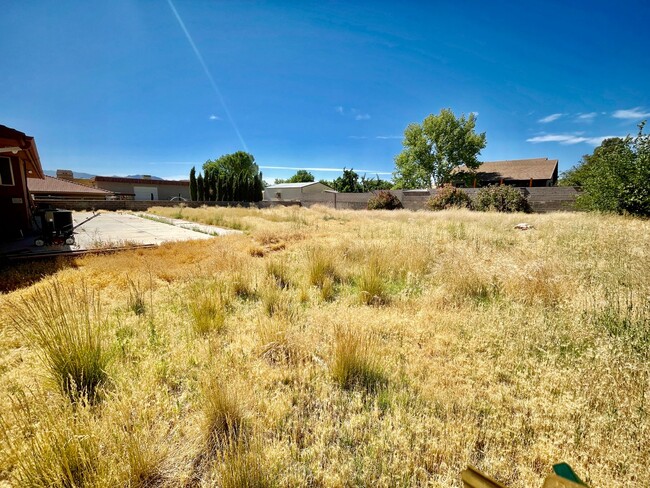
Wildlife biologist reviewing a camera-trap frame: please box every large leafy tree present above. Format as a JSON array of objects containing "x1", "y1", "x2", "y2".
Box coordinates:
[
  {"x1": 274, "y1": 170, "x2": 315, "y2": 184},
  {"x1": 321, "y1": 168, "x2": 364, "y2": 193},
  {"x1": 203, "y1": 151, "x2": 259, "y2": 179},
  {"x1": 562, "y1": 122, "x2": 649, "y2": 216},
  {"x1": 393, "y1": 109, "x2": 486, "y2": 188}
]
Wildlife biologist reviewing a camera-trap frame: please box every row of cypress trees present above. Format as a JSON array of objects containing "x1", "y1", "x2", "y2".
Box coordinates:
[{"x1": 189, "y1": 167, "x2": 264, "y2": 202}]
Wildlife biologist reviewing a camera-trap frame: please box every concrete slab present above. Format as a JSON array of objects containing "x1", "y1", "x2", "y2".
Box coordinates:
[
  {"x1": 136, "y1": 213, "x2": 241, "y2": 237},
  {"x1": 1, "y1": 211, "x2": 240, "y2": 259}
]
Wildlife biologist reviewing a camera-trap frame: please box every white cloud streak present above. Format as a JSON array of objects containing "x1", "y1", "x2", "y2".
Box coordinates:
[
  {"x1": 576, "y1": 112, "x2": 597, "y2": 121},
  {"x1": 526, "y1": 134, "x2": 621, "y2": 146},
  {"x1": 209, "y1": 114, "x2": 220, "y2": 120},
  {"x1": 259, "y1": 165, "x2": 392, "y2": 175},
  {"x1": 538, "y1": 113, "x2": 564, "y2": 123},
  {"x1": 612, "y1": 107, "x2": 650, "y2": 120},
  {"x1": 354, "y1": 113, "x2": 371, "y2": 120},
  {"x1": 167, "y1": 0, "x2": 248, "y2": 151}
]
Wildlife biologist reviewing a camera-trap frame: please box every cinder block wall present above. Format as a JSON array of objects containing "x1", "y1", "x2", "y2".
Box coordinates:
[
  {"x1": 40, "y1": 200, "x2": 298, "y2": 212},
  {"x1": 39, "y1": 187, "x2": 580, "y2": 214}
]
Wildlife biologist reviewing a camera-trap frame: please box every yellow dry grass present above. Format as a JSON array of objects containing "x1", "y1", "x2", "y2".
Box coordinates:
[{"x1": 1, "y1": 205, "x2": 649, "y2": 487}]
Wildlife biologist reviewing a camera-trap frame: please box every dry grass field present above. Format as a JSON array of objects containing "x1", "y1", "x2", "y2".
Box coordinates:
[{"x1": 1, "y1": 205, "x2": 648, "y2": 487}]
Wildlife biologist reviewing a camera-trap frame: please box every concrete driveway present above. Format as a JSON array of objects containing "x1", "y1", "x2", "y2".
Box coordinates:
[
  {"x1": 1, "y1": 212, "x2": 240, "y2": 258},
  {"x1": 72, "y1": 212, "x2": 240, "y2": 248}
]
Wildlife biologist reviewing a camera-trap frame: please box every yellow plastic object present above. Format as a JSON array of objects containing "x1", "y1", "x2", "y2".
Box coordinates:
[
  {"x1": 461, "y1": 466, "x2": 509, "y2": 488},
  {"x1": 542, "y1": 474, "x2": 588, "y2": 488},
  {"x1": 461, "y1": 465, "x2": 589, "y2": 488}
]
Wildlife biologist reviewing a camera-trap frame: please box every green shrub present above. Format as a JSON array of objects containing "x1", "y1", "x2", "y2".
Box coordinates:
[
  {"x1": 427, "y1": 184, "x2": 472, "y2": 210},
  {"x1": 367, "y1": 190, "x2": 403, "y2": 210},
  {"x1": 473, "y1": 185, "x2": 531, "y2": 213}
]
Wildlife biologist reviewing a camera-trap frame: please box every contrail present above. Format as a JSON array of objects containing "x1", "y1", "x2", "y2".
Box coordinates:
[
  {"x1": 260, "y1": 165, "x2": 393, "y2": 175},
  {"x1": 166, "y1": 0, "x2": 248, "y2": 152}
]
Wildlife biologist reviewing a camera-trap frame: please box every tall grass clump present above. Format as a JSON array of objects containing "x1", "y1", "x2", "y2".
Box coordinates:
[
  {"x1": 230, "y1": 271, "x2": 257, "y2": 300},
  {"x1": 11, "y1": 281, "x2": 110, "y2": 403},
  {"x1": 331, "y1": 328, "x2": 387, "y2": 392},
  {"x1": 219, "y1": 440, "x2": 274, "y2": 488},
  {"x1": 357, "y1": 257, "x2": 389, "y2": 306},
  {"x1": 202, "y1": 378, "x2": 248, "y2": 453},
  {"x1": 266, "y1": 258, "x2": 291, "y2": 289},
  {"x1": 2, "y1": 394, "x2": 101, "y2": 487},
  {"x1": 189, "y1": 292, "x2": 226, "y2": 335},
  {"x1": 127, "y1": 277, "x2": 146, "y2": 315},
  {"x1": 307, "y1": 247, "x2": 340, "y2": 288}
]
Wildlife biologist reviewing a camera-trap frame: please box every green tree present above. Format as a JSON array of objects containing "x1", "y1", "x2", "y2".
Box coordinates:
[
  {"x1": 360, "y1": 174, "x2": 393, "y2": 192},
  {"x1": 274, "y1": 170, "x2": 315, "y2": 184},
  {"x1": 203, "y1": 151, "x2": 259, "y2": 179},
  {"x1": 197, "y1": 173, "x2": 205, "y2": 201},
  {"x1": 564, "y1": 122, "x2": 650, "y2": 216},
  {"x1": 326, "y1": 168, "x2": 363, "y2": 193},
  {"x1": 189, "y1": 167, "x2": 197, "y2": 201},
  {"x1": 393, "y1": 108, "x2": 486, "y2": 188}
]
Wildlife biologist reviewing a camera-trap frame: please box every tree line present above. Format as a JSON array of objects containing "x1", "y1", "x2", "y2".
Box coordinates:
[
  {"x1": 189, "y1": 151, "x2": 263, "y2": 202},
  {"x1": 188, "y1": 111, "x2": 649, "y2": 216}
]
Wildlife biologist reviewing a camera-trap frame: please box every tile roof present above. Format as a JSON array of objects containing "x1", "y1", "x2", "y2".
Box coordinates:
[
  {"x1": 27, "y1": 175, "x2": 113, "y2": 195},
  {"x1": 457, "y1": 158, "x2": 558, "y2": 181}
]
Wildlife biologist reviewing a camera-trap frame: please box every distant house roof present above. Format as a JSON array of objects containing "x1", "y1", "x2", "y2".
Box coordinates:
[
  {"x1": 266, "y1": 182, "x2": 332, "y2": 189},
  {"x1": 92, "y1": 176, "x2": 189, "y2": 186},
  {"x1": 0, "y1": 125, "x2": 44, "y2": 179},
  {"x1": 456, "y1": 158, "x2": 558, "y2": 182},
  {"x1": 28, "y1": 175, "x2": 113, "y2": 196}
]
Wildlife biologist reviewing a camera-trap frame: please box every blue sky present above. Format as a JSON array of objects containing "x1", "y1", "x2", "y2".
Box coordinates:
[{"x1": 2, "y1": 1, "x2": 649, "y2": 183}]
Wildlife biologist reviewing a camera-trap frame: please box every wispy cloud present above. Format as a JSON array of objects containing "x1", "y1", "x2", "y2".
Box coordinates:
[
  {"x1": 527, "y1": 133, "x2": 621, "y2": 146},
  {"x1": 336, "y1": 106, "x2": 371, "y2": 121},
  {"x1": 576, "y1": 112, "x2": 597, "y2": 122},
  {"x1": 612, "y1": 107, "x2": 650, "y2": 120},
  {"x1": 209, "y1": 114, "x2": 220, "y2": 120},
  {"x1": 259, "y1": 165, "x2": 392, "y2": 175},
  {"x1": 375, "y1": 135, "x2": 402, "y2": 139},
  {"x1": 538, "y1": 113, "x2": 564, "y2": 123}
]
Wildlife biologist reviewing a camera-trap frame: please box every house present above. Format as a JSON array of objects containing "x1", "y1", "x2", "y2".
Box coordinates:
[
  {"x1": 263, "y1": 182, "x2": 334, "y2": 201},
  {"x1": 455, "y1": 158, "x2": 559, "y2": 187},
  {"x1": 91, "y1": 176, "x2": 190, "y2": 201},
  {"x1": 0, "y1": 125, "x2": 45, "y2": 241},
  {"x1": 27, "y1": 175, "x2": 114, "y2": 201}
]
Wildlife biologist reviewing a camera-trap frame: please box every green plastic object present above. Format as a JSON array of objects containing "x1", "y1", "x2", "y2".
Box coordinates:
[{"x1": 553, "y1": 463, "x2": 588, "y2": 486}]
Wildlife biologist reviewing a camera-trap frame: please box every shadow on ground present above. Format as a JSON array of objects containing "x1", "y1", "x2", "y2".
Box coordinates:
[{"x1": 0, "y1": 256, "x2": 78, "y2": 293}]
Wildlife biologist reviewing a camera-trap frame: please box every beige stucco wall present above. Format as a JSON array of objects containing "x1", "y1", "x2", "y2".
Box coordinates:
[
  {"x1": 93, "y1": 180, "x2": 190, "y2": 201},
  {"x1": 264, "y1": 183, "x2": 332, "y2": 201}
]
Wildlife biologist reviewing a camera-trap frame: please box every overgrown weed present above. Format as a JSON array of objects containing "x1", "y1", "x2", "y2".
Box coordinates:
[
  {"x1": 11, "y1": 280, "x2": 110, "y2": 403},
  {"x1": 331, "y1": 328, "x2": 387, "y2": 392}
]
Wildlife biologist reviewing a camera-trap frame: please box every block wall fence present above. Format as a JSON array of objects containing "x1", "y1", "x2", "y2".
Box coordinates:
[{"x1": 41, "y1": 187, "x2": 580, "y2": 213}]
